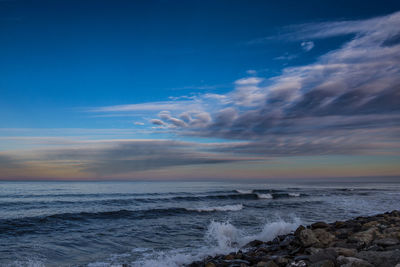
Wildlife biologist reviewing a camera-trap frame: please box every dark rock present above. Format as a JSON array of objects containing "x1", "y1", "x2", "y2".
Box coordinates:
[
  {"x1": 337, "y1": 256, "x2": 373, "y2": 267},
  {"x1": 294, "y1": 255, "x2": 309, "y2": 261},
  {"x1": 256, "y1": 261, "x2": 278, "y2": 267},
  {"x1": 332, "y1": 247, "x2": 357, "y2": 257},
  {"x1": 205, "y1": 262, "x2": 216, "y2": 267},
  {"x1": 287, "y1": 260, "x2": 307, "y2": 267},
  {"x1": 279, "y1": 235, "x2": 295, "y2": 247},
  {"x1": 311, "y1": 222, "x2": 330, "y2": 229},
  {"x1": 373, "y1": 237, "x2": 399, "y2": 247},
  {"x1": 294, "y1": 225, "x2": 306, "y2": 237},
  {"x1": 244, "y1": 239, "x2": 264, "y2": 248},
  {"x1": 299, "y1": 229, "x2": 319, "y2": 247},
  {"x1": 309, "y1": 248, "x2": 337, "y2": 263},
  {"x1": 309, "y1": 260, "x2": 335, "y2": 267},
  {"x1": 356, "y1": 250, "x2": 400, "y2": 267},
  {"x1": 313, "y1": 229, "x2": 335, "y2": 247}
]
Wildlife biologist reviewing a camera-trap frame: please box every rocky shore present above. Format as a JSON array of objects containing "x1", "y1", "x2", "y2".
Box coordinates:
[{"x1": 187, "y1": 210, "x2": 400, "y2": 267}]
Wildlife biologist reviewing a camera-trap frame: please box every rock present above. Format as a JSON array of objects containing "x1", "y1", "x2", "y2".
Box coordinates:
[
  {"x1": 299, "y1": 229, "x2": 319, "y2": 247},
  {"x1": 244, "y1": 240, "x2": 264, "y2": 248},
  {"x1": 311, "y1": 222, "x2": 330, "y2": 229},
  {"x1": 356, "y1": 250, "x2": 400, "y2": 267},
  {"x1": 337, "y1": 256, "x2": 373, "y2": 267},
  {"x1": 362, "y1": 220, "x2": 379, "y2": 229},
  {"x1": 373, "y1": 237, "x2": 399, "y2": 247},
  {"x1": 294, "y1": 255, "x2": 309, "y2": 261},
  {"x1": 294, "y1": 225, "x2": 306, "y2": 237},
  {"x1": 256, "y1": 261, "x2": 278, "y2": 267},
  {"x1": 334, "y1": 221, "x2": 346, "y2": 228},
  {"x1": 205, "y1": 262, "x2": 216, "y2": 267},
  {"x1": 309, "y1": 248, "x2": 337, "y2": 263},
  {"x1": 225, "y1": 254, "x2": 235, "y2": 260},
  {"x1": 349, "y1": 227, "x2": 380, "y2": 245},
  {"x1": 313, "y1": 229, "x2": 335, "y2": 247},
  {"x1": 279, "y1": 235, "x2": 295, "y2": 247},
  {"x1": 333, "y1": 247, "x2": 357, "y2": 257},
  {"x1": 309, "y1": 260, "x2": 335, "y2": 267},
  {"x1": 288, "y1": 260, "x2": 307, "y2": 267},
  {"x1": 274, "y1": 256, "x2": 289, "y2": 266}
]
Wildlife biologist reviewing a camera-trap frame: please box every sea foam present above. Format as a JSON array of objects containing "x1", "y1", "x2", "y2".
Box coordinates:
[
  {"x1": 132, "y1": 217, "x2": 300, "y2": 267},
  {"x1": 256, "y1": 193, "x2": 273, "y2": 199},
  {"x1": 186, "y1": 204, "x2": 243, "y2": 212}
]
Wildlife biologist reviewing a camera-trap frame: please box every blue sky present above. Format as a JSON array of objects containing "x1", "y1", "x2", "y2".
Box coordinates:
[{"x1": 1, "y1": 0, "x2": 400, "y2": 179}]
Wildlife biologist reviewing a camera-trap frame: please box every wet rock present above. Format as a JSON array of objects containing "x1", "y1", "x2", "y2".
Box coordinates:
[
  {"x1": 256, "y1": 261, "x2": 278, "y2": 267},
  {"x1": 337, "y1": 256, "x2": 373, "y2": 267},
  {"x1": 373, "y1": 237, "x2": 399, "y2": 247},
  {"x1": 225, "y1": 254, "x2": 235, "y2": 260},
  {"x1": 288, "y1": 260, "x2": 307, "y2": 267},
  {"x1": 299, "y1": 229, "x2": 319, "y2": 247},
  {"x1": 349, "y1": 227, "x2": 380, "y2": 245},
  {"x1": 294, "y1": 225, "x2": 306, "y2": 237},
  {"x1": 309, "y1": 260, "x2": 335, "y2": 267},
  {"x1": 332, "y1": 247, "x2": 357, "y2": 257},
  {"x1": 294, "y1": 255, "x2": 309, "y2": 261},
  {"x1": 244, "y1": 240, "x2": 264, "y2": 248},
  {"x1": 356, "y1": 250, "x2": 400, "y2": 267},
  {"x1": 311, "y1": 222, "x2": 330, "y2": 229},
  {"x1": 309, "y1": 248, "x2": 337, "y2": 263},
  {"x1": 205, "y1": 262, "x2": 217, "y2": 267},
  {"x1": 279, "y1": 235, "x2": 295, "y2": 247},
  {"x1": 313, "y1": 229, "x2": 335, "y2": 247},
  {"x1": 274, "y1": 256, "x2": 289, "y2": 266}
]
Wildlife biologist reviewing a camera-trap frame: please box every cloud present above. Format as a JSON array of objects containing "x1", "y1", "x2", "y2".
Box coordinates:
[
  {"x1": 149, "y1": 11, "x2": 400, "y2": 157},
  {"x1": 150, "y1": 119, "x2": 166, "y2": 126},
  {"x1": 0, "y1": 140, "x2": 255, "y2": 179},
  {"x1": 301, "y1": 41, "x2": 314, "y2": 51}
]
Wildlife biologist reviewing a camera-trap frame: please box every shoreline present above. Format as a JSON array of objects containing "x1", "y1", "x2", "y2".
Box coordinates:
[{"x1": 186, "y1": 210, "x2": 400, "y2": 267}]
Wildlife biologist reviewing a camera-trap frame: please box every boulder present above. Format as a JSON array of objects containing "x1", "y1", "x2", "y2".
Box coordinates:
[
  {"x1": 373, "y1": 238, "x2": 399, "y2": 247},
  {"x1": 337, "y1": 256, "x2": 373, "y2": 267},
  {"x1": 349, "y1": 227, "x2": 380, "y2": 245},
  {"x1": 309, "y1": 260, "x2": 335, "y2": 267},
  {"x1": 256, "y1": 261, "x2": 278, "y2": 267},
  {"x1": 299, "y1": 229, "x2": 319, "y2": 247},
  {"x1": 313, "y1": 229, "x2": 335, "y2": 247},
  {"x1": 311, "y1": 222, "x2": 330, "y2": 229},
  {"x1": 309, "y1": 248, "x2": 337, "y2": 263},
  {"x1": 332, "y1": 247, "x2": 357, "y2": 257},
  {"x1": 356, "y1": 250, "x2": 400, "y2": 267}
]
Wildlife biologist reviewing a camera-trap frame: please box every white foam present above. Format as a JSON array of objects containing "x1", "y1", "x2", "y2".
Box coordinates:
[
  {"x1": 288, "y1": 193, "x2": 300, "y2": 197},
  {"x1": 235, "y1": 189, "x2": 253, "y2": 194},
  {"x1": 187, "y1": 204, "x2": 243, "y2": 212},
  {"x1": 256, "y1": 193, "x2": 273, "y2": 199},
  {"x1": 128, "y1": 217, "x2": 302, "y2": 267},
  {"x1": 11, "y1": 259, "x2": 46, "y2": 267}
]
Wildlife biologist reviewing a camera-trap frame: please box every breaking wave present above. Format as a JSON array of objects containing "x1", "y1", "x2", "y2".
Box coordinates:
[{"x1": 186, "y1": 204, "x2": 243, "y2": 212}]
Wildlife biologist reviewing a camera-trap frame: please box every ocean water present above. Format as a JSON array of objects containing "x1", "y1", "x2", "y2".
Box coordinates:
[{"x1": 0, "y1": 179, "x2": 400, "y2": 267}]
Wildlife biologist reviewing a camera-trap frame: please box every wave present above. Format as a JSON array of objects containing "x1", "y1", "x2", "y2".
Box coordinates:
[
  {"x1": 288, "y1": 193, "x2": 300, "y2": 197},
  {"x1": 256, "y1": 193, "x2": 273, "y2": 199},
  {"x1": 132, "y1": 217, "x2": 301, "y2": 267},
  {"x1": 235, "y1": 189, "x2": 253, "y2": 194},
  {"x1": 0, "y1": 205, "x2": 249, "y2": 235},
  {"x1": 186, "y1": 204, "x2": 243, "y2": 212}
]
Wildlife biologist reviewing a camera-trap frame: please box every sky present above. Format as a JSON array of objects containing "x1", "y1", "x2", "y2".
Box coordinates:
[{"x1": 1, "y1": 0, "x2": 400, "y2": 180}]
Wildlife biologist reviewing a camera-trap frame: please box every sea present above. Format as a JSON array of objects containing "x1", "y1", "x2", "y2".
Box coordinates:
[{"x1": 0, "y1": 178, "x2": 399, "y2": 267}]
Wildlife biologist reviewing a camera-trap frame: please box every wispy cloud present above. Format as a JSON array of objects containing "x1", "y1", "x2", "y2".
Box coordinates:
[
  {"x1": 301, "y1": 41, "x2": 314, "y2": 51},
  {"x1": 146, "y1": 11, "x2": 400, "y2": 157}
]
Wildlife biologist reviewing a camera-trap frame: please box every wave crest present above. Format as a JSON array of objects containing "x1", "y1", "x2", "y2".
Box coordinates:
[
  {"x1": 186, "y1": 204, "x2": 243, "y2": 212},
  {"x1": 256, "y1": 193, "x2": 273, "y2": 199}
]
